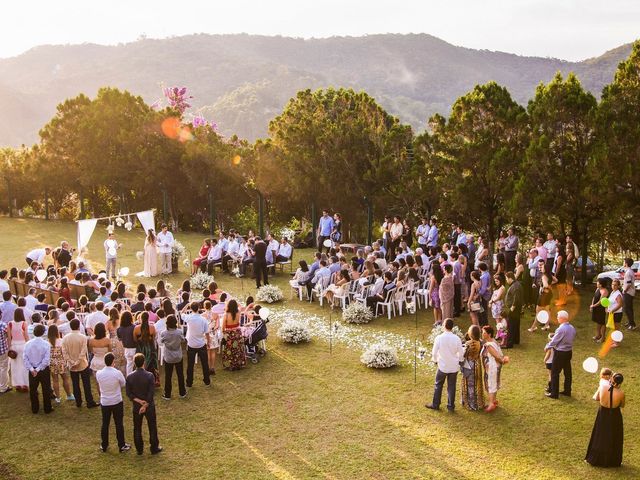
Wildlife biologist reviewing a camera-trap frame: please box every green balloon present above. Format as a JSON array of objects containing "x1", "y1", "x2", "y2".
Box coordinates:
[{"x1": 600, "y1": 297, "x2": 611, "y2": 308}]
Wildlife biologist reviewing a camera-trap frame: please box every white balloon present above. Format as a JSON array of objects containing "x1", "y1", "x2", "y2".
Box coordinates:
[
  {"x1": 36, "y1": 270, "x2": 47, "y2": 282},
  {"x1": 611, "y1": 330, "x2": 624, "y2": 343},
  {"x1": 119, "y1": 267, "x2": 130, "y2": 277},
  {"x1": 260, "y1": 307, "x2": 271, "y2": 320},
  {"x1": 582, "y1": 357, "x2": 599, "y2": 374},
  {"x1": 323, "y1": 239, "x2": 332, "y2": 248},
  {"x1": 536, "y1": 310, "x2": 549, "y2": 324},
  {"x1": 108, "y1": 247, "x2": 117, "y2": 256}
]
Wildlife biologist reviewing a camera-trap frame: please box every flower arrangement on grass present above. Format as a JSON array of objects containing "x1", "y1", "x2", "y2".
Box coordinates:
[
  {"x1": 136, "y1": 251, "x2": 144, "y2": 260},
  {"x1": 183, "y1": 258, "x2": 191, "y2": 268},
  {"x1": 360, "y1": 343, "x2": 399, "y2": 369},
  {"x1": 277, "y1": 319, "x2": 312, "y2": 344},
  {"x1": 342, "y1": 302, "x2": 374, "y2": 324},
  {"x1": 428, "y1": 324, "x2": 466, "y2": 345},
  {"x1": 256, "y1": 285, "x2": 284, "y2": 303},
  {"x1": 190, "y1": 271, "x2": 214, "y2": 290}
]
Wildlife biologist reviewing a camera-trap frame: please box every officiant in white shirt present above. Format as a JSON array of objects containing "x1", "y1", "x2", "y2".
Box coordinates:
[
  {"x1": 104, "y1": 233, "x2": 122, "y2": 279},
  {"x1": 156, "y1": 224, "x2": 175, "y2": 274}
]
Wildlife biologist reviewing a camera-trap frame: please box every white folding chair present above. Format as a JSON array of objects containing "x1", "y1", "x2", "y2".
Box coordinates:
[
  {"x1": 394, "y1": 284, "x2": 408, "y2": 316},
  {"x1": 375, "y1": 287, "x2": 397, "y2": 319},
  {"x1": 310, "y1": 276, "x2": 331, "y2": 306}
]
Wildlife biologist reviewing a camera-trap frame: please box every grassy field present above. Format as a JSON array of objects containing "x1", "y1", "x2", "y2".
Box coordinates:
[{"x1": 0, "y1": 217, "x2": 638, "y2": 479}]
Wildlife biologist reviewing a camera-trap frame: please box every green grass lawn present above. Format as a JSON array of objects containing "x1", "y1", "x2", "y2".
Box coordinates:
[{"x1": 0, "y1": 217, "x2": 638, "y2": 479}]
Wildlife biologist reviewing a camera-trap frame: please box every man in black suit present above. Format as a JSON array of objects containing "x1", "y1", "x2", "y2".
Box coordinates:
[
  {"x1": 253, "y1": 236, "x2": 268, "y2": 288},
  {"x1": 57, "y1": 241, "x2": 73, "y2": 268},
  {"x1": 126, "y1": 353, "x2": 162, "y2": 455}
]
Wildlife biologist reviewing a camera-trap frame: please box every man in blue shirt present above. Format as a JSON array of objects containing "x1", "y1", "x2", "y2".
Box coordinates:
[
  {"x1": 317, "y1": 210, "x2": 334, "y2": 253},
  {"x1": 427, "y1": 217, "x2": 439, "y2": 248},
  {"x1": 23, "y1": 324, "x2": 52, "y2": 414},
  {"x1": 545, "y1": 310, "x2": 576, "y2": 399},
  {"x1": 478, "y1": 262, "x2": 492, "y2": 326}
]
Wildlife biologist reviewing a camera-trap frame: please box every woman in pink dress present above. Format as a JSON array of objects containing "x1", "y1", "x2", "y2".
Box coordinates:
[{"x1": 143, "y1": 229, "x2": 159, "y2": 277}]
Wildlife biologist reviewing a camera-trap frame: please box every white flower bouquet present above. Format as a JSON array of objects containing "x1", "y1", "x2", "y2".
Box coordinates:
[
  {"x1": 183, "y1": 258, "x2": 191, "y2": 268},
  {"x1": 277, "y1": 319, "x2": 312, "y2": 344},
  {"x1": 278, "y1": 227, "x2": 296, "y2": 242},
  {"x1": 428, "y1": 324, "x2": 466, "y2": 345},
  {"x1": 256, "y1": 285, "x2": 284, "y2": 303},
  {"x1": 190, "y1": 271, "x2": 214, "y2": 290},
  {"x1": 136, "y1": 251, "x2": 144, "y2": 260},
  {"x1": 172, "y1": 240, "x2": 187, "y2": 260},
  {"x1": 342, "y1": 302, "x2": 373, "y2": 324},
  {"x1": 360, "y1": 343, "x2": 398, "y2": 369}
]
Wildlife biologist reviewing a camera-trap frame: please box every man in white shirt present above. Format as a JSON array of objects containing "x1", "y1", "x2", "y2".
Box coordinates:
[
  {"x1": 265, "y1": 234, "x2": 279, "y2": 266},
  {"x1": 426, "y1": 318, "x2": 464, "y2": 411},
  {"x1": 85, "y1": 302, "x2": 108, "y2": 336},
  {"x1": 389, "y1": 216, "x2": 404, "y2": 260},
  {"x1": 25, "y1": 247, "x2": 51, "y2": 267},
  {"x1": 183, "y1": 303, "x2": 211, "y2": 387},
  {"x1": 222, "y1": 235, "x2": 240, "y2": 273},
  {"x1": 156, "y1": 224, "x2": 175, "y2": 274},
  {"x1": 24, "y1": 288, "x2": 38, "y2": 312},
  {"x1": 623, "y1": 257, "x2": 636, "y2": 330},
  {"x1": 206, "y1": 239, "x2": 223, "y2": 274},
  {"x1": 96, "y1": 352, "x2": 131, "y2": 453},
  {"x1": 416, "y1": 217, "x2": 429, "y2": 251},
  {"x1": 276, "y1": 238, "x2": 292, "y2": 262},
  {"x1": 104, "y1": 233, "x2": 121, "y2": 279}
]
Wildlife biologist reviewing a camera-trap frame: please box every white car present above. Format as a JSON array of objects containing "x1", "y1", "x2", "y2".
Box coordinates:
[{"x1": 597, "y1": 261, "x2": 640, "y2": 290}]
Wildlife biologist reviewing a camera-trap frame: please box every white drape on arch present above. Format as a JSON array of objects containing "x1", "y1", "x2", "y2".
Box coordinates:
[
  {"x1": 136, "y1": 210, "x2": 156, "y2": 235},
  {"x1": 77, "y1": 219, "x2": 98, "y2": 253}
]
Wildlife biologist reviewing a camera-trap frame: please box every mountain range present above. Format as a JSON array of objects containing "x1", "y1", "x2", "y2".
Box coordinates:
[{"x1": 0, "y1": 33, "x2": 635, "y2": 147}]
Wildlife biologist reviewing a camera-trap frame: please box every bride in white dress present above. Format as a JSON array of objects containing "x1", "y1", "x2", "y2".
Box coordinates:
[{"x1": 143, "y1": 229, "x2": 159, "y2": 277}]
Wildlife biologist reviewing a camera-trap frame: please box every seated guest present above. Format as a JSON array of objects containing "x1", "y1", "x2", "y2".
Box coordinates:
[
  {"x1": 307, "y1": 260, "x2": 331, "y2": 298},
  {"x1": 277, "y1": 237, "x2": 292, "y2": 263},
  {"x1": 366, "y1": 271, "x2": 395, "y2": 311},
  {"x1": 290, "y1": 260, "x2": 312, "y2": 291},
  {"x1": 176, "y1": 292, "x2": 190, "y2": 313},
  {"x1": 205, "y1": 239, "x2": 223, "y2": 274},
  {"x1": 239, "y1": 238, "x2": 254, "y2": 276},
  {"x1": 222, "y1": 234, "x2": 239, "y2": 273},
  {"x1": 34, "y1": 293, "x2": 49, "y2": 314},
  {"x1": 265, "y1": 234, "x2": 280, "y2": 267},
  {"x1": 0, "y1": 270, "x2": 9, "y2": 294},
  {"x1": 130, "y1": 293, "x2": 146, "y2": 313},
  {"x1": 57, "y1": 241, "x2": 73, "y2": 269},
  {"x1": 192, "y1": 239, "x2": 211, "y2": 275}
]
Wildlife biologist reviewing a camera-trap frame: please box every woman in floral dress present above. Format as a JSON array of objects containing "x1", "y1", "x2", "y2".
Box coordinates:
[
  {"x1": 222, "y1": 299, "x2": 246, "y2": 370},
  {"x1": 47, "y1": 324, "x2": 73, "y2": 403}
]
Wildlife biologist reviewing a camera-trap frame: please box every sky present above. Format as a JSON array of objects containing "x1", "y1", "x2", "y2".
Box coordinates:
[{"x1": 1, "y1": 0, "x2": 638, "y2": 61}]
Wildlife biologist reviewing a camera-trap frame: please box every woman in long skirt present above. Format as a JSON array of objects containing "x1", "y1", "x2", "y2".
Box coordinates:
[
  {"x1": 461, "y1": 325, "x2": 485, "y2": 411},
  {"x1": 586, "y1": 373, "x2": 624, "y2": 467},
  {"x1": 144, "y1": 229, "x2": 159, "y2": 277},
  {"x1": 8, "y1": 308, "x2": 29, "y2": 391},
  {"x1": 222, "y1": 300, "x2": 246, "y2": 370}
]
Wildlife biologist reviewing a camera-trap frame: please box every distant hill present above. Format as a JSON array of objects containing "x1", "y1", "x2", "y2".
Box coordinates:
[{"x1": 0, "y1": 33, "x2": 634, "y2": 147}]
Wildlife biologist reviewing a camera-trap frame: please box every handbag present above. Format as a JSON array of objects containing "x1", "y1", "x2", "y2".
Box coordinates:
[
  {"x1": 470, "y1": 301, "x2": 483, "y2": 313},
  {"x1": 7, "y1": 349, "x2": 17, "y2": 359}
]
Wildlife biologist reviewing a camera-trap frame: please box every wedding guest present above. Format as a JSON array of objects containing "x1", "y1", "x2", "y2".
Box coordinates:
[
  {"x1": 8, "y1": 308, "x2": 29, "y2": 392},
  {"x1": 504, "y1": 272, "x2": 523, "y2": 348},
  {"x1": 585, "y1": 372, "x2": 625, "y2": 467},
  {"x1": 439, "y1": 264, "x2": 455, "y2": 321},
  {"x1": 23, "y1": 324, "x2": 52, "y2": 414},
  {"x1": 622, "y1": 258, "x2": 636, "y2": 330},
  {"x1": 467, "y1": 271, "x2": 482, "y2": 326},
  {"x1": 221, "y1": 299, "x2": 246, "y2": 370},
  {"x1": 62, "y1": 319, "x2": 99, "y2": 408},
  {"x1": 0, "y1": 317, "x2": 10, "y2": 394},
  {"x1": 607, "y1": 280, "x2": 624, "y2": 346},
  {"x1": 317, "y1": 209, "x2": 335, "y2": 253},
  {"x1": 545, "y1": 310, "x2": 576, "y2": 399},
  {"x1": 57, "y1": 241, "x2": 73, "y2": 268},
  {"x1": 426, "y1": 318, "x2": 464, "y2": 412},
  {"x1": 25, "y1": 247, "x2": 51, "y2": 267},
  {"x1": 117, "y1": 312, "x2": 137, "y2": 376},
  {"x1": 97, "y1": 352, "x2": 131, "y2": 453},
  {"x1": 89, "y1": 323, "x2": 112, "y2": 394},
  {"x1": 47, "y1": 324, "x2": 73, "y2": 403},
  {"x1": 481, "y1": 325, "x2": 509, "y2": 412},
  {"x1": 160, "y1": 315, "x2": 186, "y2": 400},
  {"x1": 253, "y1": 236, "x2": 269, "y2": 288},
  {"x1": 504, "y1": 227, "x2": 519, "y2": 272},
  {"x1": 461, "y1": 325, "x2": 485, "y2": 411},
  {"x1": 126, "y1": 353, "x2": 162, "y2": 455},
  {"x1": 156, "y1": 224, "x2": 174, "y2": 274},
  {"x1": 183, "y1": 302, "x2": 210, "y2": 388}
]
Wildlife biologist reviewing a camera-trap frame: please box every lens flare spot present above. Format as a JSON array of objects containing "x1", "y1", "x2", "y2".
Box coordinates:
[
  {"x1": 161, "y1": 117, "x2": 181, "y2": 139},
  {"x1": 232, "y1": 155, "x2": 242, "y2": 165},
  {"x1": 178, "y1": 125, "x2": 194, "y2": 143}
]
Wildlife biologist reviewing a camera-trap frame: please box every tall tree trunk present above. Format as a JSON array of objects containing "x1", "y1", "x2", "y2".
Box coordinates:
[{"x1": 581, "y1": 225, "x2": 589, "y2": 287}]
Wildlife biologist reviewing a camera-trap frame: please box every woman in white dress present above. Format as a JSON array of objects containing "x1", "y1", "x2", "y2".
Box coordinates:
[
  {"x1": 203, "y1": 301, "x2": 220, "y2": 374},
  {"x1": 481, "y1": 325, "x2": 510, "y2": 413},
  {"x1": 7, "y1": 308, "x2": 30, "y2": 391},
  {"x1": 143, "y1": 229, "x2": 159, "y2": 277}
]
